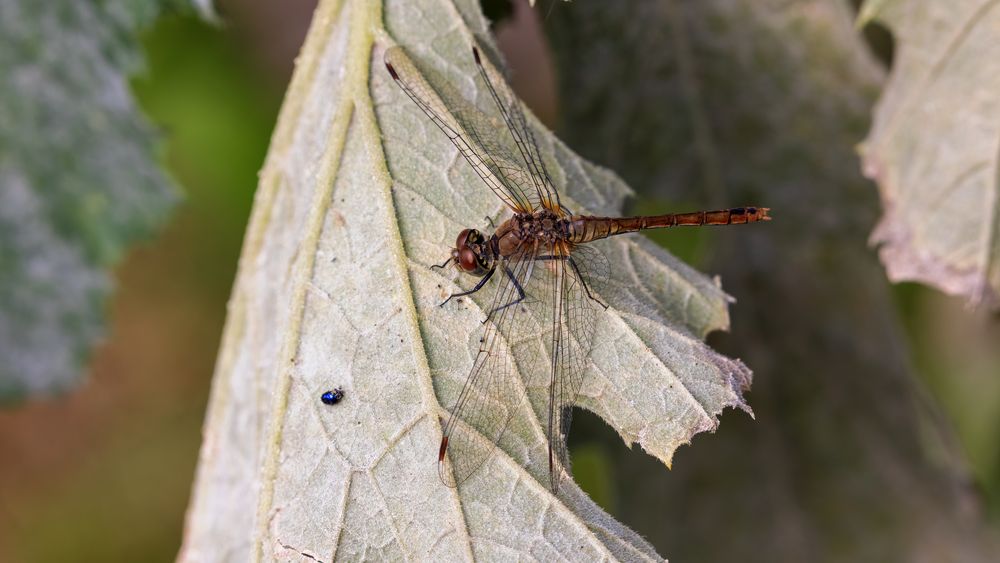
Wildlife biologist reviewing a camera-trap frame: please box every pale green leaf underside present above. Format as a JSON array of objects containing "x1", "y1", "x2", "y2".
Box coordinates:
[
  {"x1": 860, "y1": 0, "x2": 1000, "y2": 308},
  {"x1": 181, "y1": 0, "x2": 750, "y2": 561},
  {"x1": 0, "y1": 0, "x2": 190, "y2": 401}
]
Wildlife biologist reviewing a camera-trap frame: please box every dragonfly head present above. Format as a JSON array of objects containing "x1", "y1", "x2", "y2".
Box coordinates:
[{"x1": 454, "y1": 228, "x2": 492, "y2": 276}]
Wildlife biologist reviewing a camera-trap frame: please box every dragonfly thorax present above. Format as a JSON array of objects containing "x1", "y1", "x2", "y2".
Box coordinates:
[{"x1": 493, "y1": 210, "x2": 568, "y2": 258}]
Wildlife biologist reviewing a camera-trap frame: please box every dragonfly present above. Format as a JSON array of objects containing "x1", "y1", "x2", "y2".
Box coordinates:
[{"x1": 384, "y1": 45, "x2": 769, "y2": 491}]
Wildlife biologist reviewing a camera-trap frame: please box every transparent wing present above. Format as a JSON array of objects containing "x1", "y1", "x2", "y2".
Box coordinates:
[
  {"x1": 384, "y1": 46, "x2": 535, "y2": 213},
  {"x1": 539, "y1": 243, "x2": 606, "y2": 492},
  {"x1": 437, "y1": 245, "x2": 538, "y2": 487},
  {"x1": 471, "y1": 47, "x2": 566, "y2": 215},
  {"x1": 437, "y1": 245, "x2": 608, "y2": 490},
  {"x1": 564, "y1": 243, "x2": 611, "y2": 304}
]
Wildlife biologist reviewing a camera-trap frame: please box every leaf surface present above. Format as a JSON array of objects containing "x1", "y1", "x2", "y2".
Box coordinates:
[
  {"x1": 860, "y1": 0, "x2": 1000, "y2": 308},
  {"x1": 181, "y1": 0, "x2": 753, "y2": 561}
]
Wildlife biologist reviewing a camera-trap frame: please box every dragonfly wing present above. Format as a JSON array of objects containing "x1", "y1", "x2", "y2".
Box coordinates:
[
  {"x1": 471, "y1": 46, "x2": 565, "y2": 215},
  {"x1": 384, "y1": 46, "x2": 536, "y2": 214},
  {"x1": 438, "y1": 246, "x2": 538, "y2": 487},
  {"x1": 564, "y1": 243, "x2": 611, "y2": 303},
  {"x1": 439, "y1": 242, "x2": 608, "y2": 490},
  {"x1": 539, "y1": 243, "x2": 605, "y2": 492}
]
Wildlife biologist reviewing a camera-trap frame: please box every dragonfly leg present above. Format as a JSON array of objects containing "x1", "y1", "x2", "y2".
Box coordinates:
[
  {"x1": 535, "y1": 255, "x2": 607, "y2": 308},
  {"x1": 569, "y1": 257, "x2": 609, "y2": 310},
  {"x1": 441, "y1": 266, "x2": 495, "y2": 307},
  {"x1": 483, "y1": 265, "x2": 526, "y2": 324},
  {"x1": 430, "y1": 257, "x2": 455, "y2": 270}
]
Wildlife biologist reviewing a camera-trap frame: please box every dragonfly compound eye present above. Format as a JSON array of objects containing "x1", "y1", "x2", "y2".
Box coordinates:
[{"x1": 458, "y1": 247, "x2": 479, "y2": 272}]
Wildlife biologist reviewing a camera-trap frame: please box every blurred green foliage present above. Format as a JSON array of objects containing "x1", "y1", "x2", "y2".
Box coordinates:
[
  {"x1": 4, "y1": 12, "x2": 279, "y2": 562},
  {"x1": 132, "y1": 15, "x2": 276, "y2": 272},
  {"x1": 0, "y1": 0, "x2": 186, "y2": 400}
]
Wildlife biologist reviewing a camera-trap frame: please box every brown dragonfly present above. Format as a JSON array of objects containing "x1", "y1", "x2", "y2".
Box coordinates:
[{"x1": 385, "y1": 45, "x2": 769, "y2": 491}]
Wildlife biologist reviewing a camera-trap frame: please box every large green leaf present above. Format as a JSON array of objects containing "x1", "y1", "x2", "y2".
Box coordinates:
[
  {"x1": 859, "y1": 0, "x2": 1000, "y2": 309},
  {"x1": 546, "y1": 0, "x2": 997, "y2": 560},
  {"x1": 0, "y1": 0, "x2": 207, "y2": 401},
  {"x1": 180, "y1": 0, "x2": 755, "y2": 560}
]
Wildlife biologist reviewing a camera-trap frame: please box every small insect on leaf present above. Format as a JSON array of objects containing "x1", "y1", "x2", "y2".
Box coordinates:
[{"x1": 320, "y1": 388, "x2": 344, "y2": 405}]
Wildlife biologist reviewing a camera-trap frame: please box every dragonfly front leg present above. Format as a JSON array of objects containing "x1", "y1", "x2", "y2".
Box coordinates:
[
  {"x1": 483, "y1": 265, "x2": 526, "y2": 324},
  {"x1": 430, "y1": 257, "x2": 455, "y2": 270},
  {"x1": 440, "y1": 266, "x2": 495, "y2": 307}
]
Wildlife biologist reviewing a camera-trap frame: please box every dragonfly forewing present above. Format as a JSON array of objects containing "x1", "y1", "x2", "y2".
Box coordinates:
[
  {"x1": 438, "y1": 246, "x2": 537, "y2": 487},
  {"x1": 384, "y1": 47, "x2": 558, "y2": 213},
  {"x1": 438, "y1": 237, "x2": 609, "y2": 490},
  {"x1": 470, "y1": 46, "x2": 565, "y2": 214}
]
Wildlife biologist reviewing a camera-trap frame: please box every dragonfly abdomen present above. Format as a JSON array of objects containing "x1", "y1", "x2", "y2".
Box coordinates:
[{"x1": 565, "y1": 206, "x2": 770, "y2": 243}]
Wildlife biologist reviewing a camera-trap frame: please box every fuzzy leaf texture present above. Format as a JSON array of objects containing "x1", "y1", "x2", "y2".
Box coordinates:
[
  {"x1": 0, "y1": 0, "x2": 209, "y2": 402},
  {"x1": 180, "y1": 0, "x2": 754, "y2": 561},
  {"x1": 860, "y1": 0, "x2": 1000, "y2": 308}
]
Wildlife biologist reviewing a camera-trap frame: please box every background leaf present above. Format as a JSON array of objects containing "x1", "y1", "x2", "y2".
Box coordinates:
[
  {"x1": 545, "y1": 0, "x2": 998, "y2": 560},
  {"x1": 180, "y1": 0, "x2": 756, "y2": 560},
  {"x1": 0, "y1": 0, "x2": 202, "y2": 401},
  {"x1": 860, "y1": 0, "x2": 1000, "y2": 308},
  {"x1": 0, "y1": 11, "x2": 283, "y2": 561}
]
